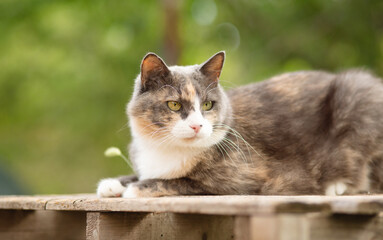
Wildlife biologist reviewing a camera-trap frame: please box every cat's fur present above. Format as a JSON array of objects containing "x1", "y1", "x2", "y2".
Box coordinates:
[{"x1": 97, "y1": 51, "x2": 383, "y2": 198}]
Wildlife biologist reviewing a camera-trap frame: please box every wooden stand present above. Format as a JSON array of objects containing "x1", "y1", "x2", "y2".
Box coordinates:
[{"x1": 1, "y1": 195, "x2": 383, "y2": 240}]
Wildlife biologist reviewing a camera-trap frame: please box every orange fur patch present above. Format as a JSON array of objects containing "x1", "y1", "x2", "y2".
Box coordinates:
[
  {"x1": 182, "y1": 81, "x2": 196, "y2": 102},
  {"x1": 131, "y1": 117, "x2": 167, "y2": 140}
]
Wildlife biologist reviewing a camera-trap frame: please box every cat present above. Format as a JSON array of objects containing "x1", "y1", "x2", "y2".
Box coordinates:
[{"x1": 97, "y1": 51, "x2": 383, "y2": 198}]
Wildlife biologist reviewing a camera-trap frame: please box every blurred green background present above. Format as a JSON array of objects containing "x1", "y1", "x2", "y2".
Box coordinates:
[{"x1": 1, "y1": 0, "x2": 382, "y2": 194}]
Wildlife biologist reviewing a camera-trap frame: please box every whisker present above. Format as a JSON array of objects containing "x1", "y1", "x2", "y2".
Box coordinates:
[
  {"x1": 117, "y1": 122, "x2": 130, "y2": 133},
  {"x1": 215, "y1": 143, "x2": 226, "y2": 162},
  {"x1": 214, "y1": 123, "x2": 266, "y2": 161},
  {"x1": 154, "y1": 133, "x2": 176, "y2": 148},
  {"x1": 224, "y1": 126, "x2": 264, "y2": 160},
  {"x1": 206, "y1": 86, "x2": 218, "y2": 96},
  {"x1": 224, "y1": 131, "x2": 251, "y2": 162},
  {"x1": 204, "y1": 81, "x2": 217, "y2": 93},
  {"x1": 158, "y1": 84, "x2": 179, "y2": 94},
  {"x1": 140, "y1": 127, "x2": 167, "y2": 137},
  {"x1": 218, "y1": 141, "x2": 240, "y2": 169},
  {"x1": 222, "y1": 137, "x2": 250, "y2": 165},
  {"x1": 218, "y1": 79, "x2": 240, "y2": 89}
]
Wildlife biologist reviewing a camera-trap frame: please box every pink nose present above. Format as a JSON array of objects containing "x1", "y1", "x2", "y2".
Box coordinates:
[{"x1": 190, "y1": 124, "x2": 202, "y2": 133}]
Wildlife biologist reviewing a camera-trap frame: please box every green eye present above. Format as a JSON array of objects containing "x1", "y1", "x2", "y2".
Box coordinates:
[
  {"x1": 202, "y1": 101, "x2": 213, "y2": 111},
  {"x1": 167, "y1": 101, "x2": 182, "y2": 111}
]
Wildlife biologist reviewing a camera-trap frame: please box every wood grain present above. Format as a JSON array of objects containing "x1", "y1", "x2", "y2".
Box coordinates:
[
  {"x1": 1, "y1": 194, "x2": 383, "y2": 215},
  {"x1": 1, "y1": 195, "x2": 383, "y2": 240},
  {"x1": 309, "y1": 213, "x2": 383, "y2": 240},
  {"x1": 245, "y1": 213, "x2": 383, "y2": 240},
  {"x1": 89, "y1": 212, "x2": 234, "y2": 240},
  {"x1": 86, "y1": 212, "x2": 100, "y2": 240},
  {"x1": 234, "y1": 216, "x2": 251, "y2": 240},
  {"x1": 0, "y1": 210, "x2": 86, "y2": 240}
]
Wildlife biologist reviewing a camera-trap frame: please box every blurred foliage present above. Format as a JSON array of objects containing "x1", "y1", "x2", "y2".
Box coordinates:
[{"x1": 0, "y1": 0, "x2": 382, "y2": 194}]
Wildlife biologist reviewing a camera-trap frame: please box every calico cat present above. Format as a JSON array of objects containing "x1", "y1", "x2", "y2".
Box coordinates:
[{"x1": 97, "y1": 51, "x2": 383, "y2": 198}]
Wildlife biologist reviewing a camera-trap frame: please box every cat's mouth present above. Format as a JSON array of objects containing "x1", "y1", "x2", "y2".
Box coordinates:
[
  {"x1": 182, "y1": 134, "x2": 202, "y2": 141},
  {"x1": 183, "y1": 136, "x2": 198, "y2": 141}
]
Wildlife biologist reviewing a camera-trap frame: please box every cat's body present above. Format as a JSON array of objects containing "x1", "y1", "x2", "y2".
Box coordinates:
[{"x1": 97, "y1": 52, "x2": 383, "y2": 198}]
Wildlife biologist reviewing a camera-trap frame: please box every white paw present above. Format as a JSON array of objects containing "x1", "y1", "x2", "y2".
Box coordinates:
[
  {"x1": 325, "y1": 182, "x2": 347, "y2": 196},
  {"x1": 122, "y1": 184, "x2": 140, "y2": 198},
  {"x1": 97, "y1": 178, "x2": 126, "y2": 197}
]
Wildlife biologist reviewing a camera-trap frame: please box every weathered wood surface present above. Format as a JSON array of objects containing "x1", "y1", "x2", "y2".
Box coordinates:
[
  {"x1": 86, "y1": 212, "x2": 234, "y2": 240},
  {"x1": 1, "y1": 195, "x2": 383, "y2": 240},
  {"x1": 0, "y1": 210, "x2": 86, "y2": 240},
  {"x1": 1, "y1": 194, "x2": 383, "y2": 215},
  {"x1": 240, "y1": 213, "x2": 383, "y2": 240},
  {"x1": 309, "y1": 213, "x2": 383, "y2": 240}
]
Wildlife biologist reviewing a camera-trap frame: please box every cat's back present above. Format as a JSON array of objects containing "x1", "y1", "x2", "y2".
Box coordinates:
[
  {"x1": 227, "y1": 70, "x2": 383, "y2": 119},
  {"x1": 227, "y1": 71, "x2": 334, "y2": 107},
  {"x1": 226, "y1": 71, "x2": 337, "y2": 128},
  {"x1": 226, "y1": 70, "x2": 383, "y2": 160}
]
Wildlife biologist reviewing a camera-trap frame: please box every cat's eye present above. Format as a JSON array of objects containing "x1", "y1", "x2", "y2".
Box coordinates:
[
  {"x1": 167, "y1": 101, "x2": 182, "y2": 111},
  {"x1": 202, "y1": 101, "x2": 214, "y2": 111}
]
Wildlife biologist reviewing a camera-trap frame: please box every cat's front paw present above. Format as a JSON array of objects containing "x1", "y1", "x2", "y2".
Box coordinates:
[{"x1": 97, "y1": 178, "x2": 126, "y2": 197}]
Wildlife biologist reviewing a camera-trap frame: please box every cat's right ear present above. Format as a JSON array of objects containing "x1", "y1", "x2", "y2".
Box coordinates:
[
  {"x1": 140, "y1": 53, "x2": 170, "y2": 90},
  {"x1": 199, "y1": 51, "x2": 225, "y2": 83}
]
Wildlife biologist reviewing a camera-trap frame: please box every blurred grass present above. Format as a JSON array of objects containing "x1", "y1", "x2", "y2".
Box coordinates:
[{"x1": 0, "y1": 0, "x2": 382, "y2": 194}]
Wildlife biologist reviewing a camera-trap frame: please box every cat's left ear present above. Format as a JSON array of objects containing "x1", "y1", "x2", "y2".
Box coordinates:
[{"x1": 199, "y1": 51, "x2": 225, "y2": 83}]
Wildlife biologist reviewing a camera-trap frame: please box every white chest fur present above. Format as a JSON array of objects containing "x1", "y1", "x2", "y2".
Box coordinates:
[{"x1": 132, "y1": 138, "x2": 203, "y2": 180}]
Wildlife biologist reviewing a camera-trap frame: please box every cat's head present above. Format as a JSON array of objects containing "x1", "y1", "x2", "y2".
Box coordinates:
[{"x1": 127, "y1": 52, "x2": 232, "y2": 149}]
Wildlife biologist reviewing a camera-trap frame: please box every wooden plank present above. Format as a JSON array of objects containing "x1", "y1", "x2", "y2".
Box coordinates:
[
  {"x1": 1, "y1": 195, "x2": 383, "y2": 215},
  {"x1": 45, "y1": 195, "x2": 330, "y2": 214},
  {"x1": 0, "y1": 210, "x2": 86, "y2": 240},
  {"x1": 250, "y1": 215, "x2": 278, "y2": 240},
  {"x1": 86, "y1": 212, "x2": 100, "y2": 240},
  {"x1": 89, "y1": 212, "x2": 234, "y2": 240},
  {"x1": 0, "y1": 196, "x2": 382, "y2": 240},
  {"x1": 276, "y1": 214, "x2": 309, "y2": 240},
  {"x1": 248, "y1": 214, "x2": 309, "y2": 240},
  {"x1": 234, "y1": 216, "x2": 251, "y2": 240},
  {"x1": 309, "y1": 213, "x2": 383, "y2": 240},
  {"x1": 246, "y1": 213, "x2": 383, "y2": 240},
  {"x1": 46, "y1": 195, "x2": 282, "y2": 215},
  {"x1": 44, "y1": 195, "x2": 383, "y2": 215},
  {"x1": 0, "y1": 196, "x2": 51, "y2": 210},
  {"x1": 0, "y1": 194, "x2": 93, "y2": 210}
]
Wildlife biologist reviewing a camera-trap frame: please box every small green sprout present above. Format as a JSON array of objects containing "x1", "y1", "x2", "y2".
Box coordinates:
[{"x1": 104, "y1": 147, "x2": 132, "y2": 168}]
